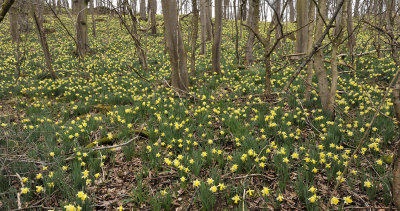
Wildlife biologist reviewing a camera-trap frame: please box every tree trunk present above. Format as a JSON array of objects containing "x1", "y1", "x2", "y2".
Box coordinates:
[
  {"x1": 205, "y1": 0, "x2": 212, "y2": 41},
  {"x1": 161, "y1": 0, "x2": 189, "y2": 93},
  {"x1": 73, "y1": 0, "x2": 89, "y2": 57},
  {"x1": 244, "y1": 0, "x2": 259, "y2": 66},
  {"x1": 295, "y1": 0, "x2": 308, "y2": 56},
  {"x1": 304, "y1": 0, "x2": 315, "y2": 100},
  {"x1": 149, "y1": 0, "x2": 156, "y2": 34},
  {"x1": 191, "y1": 0, "x2": 199, "y2": 76},
  {"x1": 289, "y1": 0, "x2": 295, "y2": 22},
  {"x1": 140, "y1": 0, "x2": 146, "y2": 20},
  {"x1": 347, "y1": 0, "x2": 355, "y2": 64},
  {"x1": 313, "y1": 0, "x2": 330, "y2": 111},
  {"x1": 0, "y1": 0, "x2": 15, "y2": 23},
  {"x1": 354, "y1": 0, "x2": 360, "y2": 18},
  {"x1": 32, "y1": 0, "x2": 57, "y2": 80},
  {"x1": 9, "y1": 3, "x2": 18, "y2": 42},
  {"x1": 328, "y1": 0, "x2": 347, "y2": 114},
  {"x1": 224, "y1": 0, "x2": 229, "y2": 19},
  {"x1": 212, "y1": 0, "x2": 223, "y2": 75},
  {"x1": 200, "y1": 0, "x2": 207, "y2": 54},
  {"x1": 272, "y1": 0, "x2": 282, "y2": 49},
  {"x1": 90, "y1": 0, "x2": 96, "y2": 37}
]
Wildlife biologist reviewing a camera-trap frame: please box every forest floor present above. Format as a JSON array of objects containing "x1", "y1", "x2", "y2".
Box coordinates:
[{"x1": 0, "y1": 14, "x2": 399, "y2": 210}]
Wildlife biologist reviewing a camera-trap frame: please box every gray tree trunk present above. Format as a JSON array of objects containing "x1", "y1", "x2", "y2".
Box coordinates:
[
  {"x1": 244, "y1": 0, "x2": 259, "y2": 65},
  {"x1": 73, "y1": 0, "x2": 89, "y2": 56},
  {"x1": 295, "y1": 0, "x2": 308, "y2": 55},
  {"x1": 212, "y1": 0, "x2": 223, "y2": 74},
  {"x1": 140, "y1": 0, "x2": 146, "y2": 20}
]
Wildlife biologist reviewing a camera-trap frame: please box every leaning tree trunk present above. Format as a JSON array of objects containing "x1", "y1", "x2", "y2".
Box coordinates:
[
  {"x1": 161, "y1": 0, "x2": 189, "y2": 93},
  {"x1": 0, "y1": 0, "x2": 15, "y2": 23},
  {"x1": 244, "y1": 0, "x2": 259, "y2": 66},
  {"x1": 73, "y1": 0, "x2": 89, "y2": 57},
  {"x1": 212, "y1": 0, "x2": 223, "y2": 75},
  {"x1": 149, "y1": 0, "x2": 157, "y2": 34},
  {"x1": 191, "y1": 0, "x2": 199, "y2": 76},
  {"x1": 313, "y1": 0, "x2": 330, "y2": 111},
  {"x1": 32, "y1": 0, "x2": 57, "y2": 80}
]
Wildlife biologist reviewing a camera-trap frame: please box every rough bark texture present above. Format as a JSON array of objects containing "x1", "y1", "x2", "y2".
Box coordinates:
[
  {"x1": 304, "y1": 0, "x2": 315, "y2": 100},
  {"x1": 161, "y1": 0, "x2": 189, "y2": 93},
  {"x1": 32, "y1": 0, "x2": 57, "y2": 80},
  {"x1": 191, "y1": 0, "x2": 199, "y2": 76},
  {"x1": 354, "y1": 0, "x2": 360, "y2": 18},
  {"x1": 149, "y1": 0, "x2": 157, "y2": 34},
  {"x1": 140, "y1": 0, "x2": 146, "y2": 20},
  {"x1": 9, "y1": 2, "x2": 18, "y2": 42},
  {"x1": 205, "y1": 0, "x2": 212, "y2": 41},
  {"x1": 0, "y1": 0, "x2": 15, "y2": 23},
  {"x1": 212, "y1": 0, "x2": 223, "y2": 75},
  {"x1": 313, "y1": 0, "x2": 330, "y2": 111},
  {"x1": 295, "y1": 0, "x2": 308, "y2": 55},
  {"x1": 244, "y1": 0, "x2": 259, "y2": 66},
  {"x1": 74, "y1": 0, "x2": 89, "y2": 57},
  {"x1": 272, "y1": 0, "x2": 282, "y2": 49}
]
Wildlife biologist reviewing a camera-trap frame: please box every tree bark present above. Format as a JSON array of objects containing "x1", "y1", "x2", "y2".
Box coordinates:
[
  {"x1": 32, "y1": 0, "x2": 57, "y2": 80},
  {"x1": 304, "y1": 0, "x2": 315, "y2": 100},
  {"x1": 73, "y1": 0, "x2": 89, "y2": 57},
  {"x1": 161, "y1": 0, "x2": 189, "y2": 93},
  {"x1": 212, "y1": 0, "x2": 223, "y2": 75},
  {"x1": 191, "y1": 0, "x2": 199, "y2": 76},
  {"x1": 245, "y1": 0, "x2": 259, "y2": 66},
  {"x1": 149, "y1": 0, "x2": 156, "y2": 34},
  {"x1": 272, "y1": 0, "x2": 282, "y2": 49},
  {"x1": 289, "y1": 0, "x2": 295, "y2": 22},
  {"x1": 295, "y1": 0, "x2": 308, "y2": 56},
  {"x1": 354, "y1": 0, "x2": 360, "y2": 18},
  {"x1": 9, "y1": 2, "x2": 18, "y2": 42},
  {"x1": 200, "y1": 0, "x2": 208, "y2": 54},
  {"x1": 347, "y1": 0, "x2": 355, "y2": 64},
  {"x1": 313, "y1": 0, "x2": 330, "y2": 111},
  {"x1": 140, "y1": 0, "x2": 146, "y2": 20},
  {"x1": 90, "y1": 0, "x2": 96, "y2": 37},
  {"x1": 0, "y1": 0, "x2": 15, "y2": 23},
  {"x1": 224, "y1": 0, "x2": 229, "y2": 19}
]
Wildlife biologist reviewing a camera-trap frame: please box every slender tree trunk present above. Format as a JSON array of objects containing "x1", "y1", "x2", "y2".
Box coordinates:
[
  {"x1": 161, "y1": 0, "x2": 189, "y2": 93},
  {"x1": 289, "y1": 0, "x2": 295, "y2": 22},
  {"x1": 328, "y1": 0, "x2": 347, "y2": 114},
  {"x1": 295, "y1": 0, "x2": 308, "y2": 56},
  {"x1": 224, "y1": 0, "x2": 229, "y2": 19},
  {"x1": 90, "y1": 0, "x2": 96, "y2": 37},
  {"x1": 200, "y1": 0, "x2": 207, "y2": 54},
  {"x1": 205, "y1": 0, "x2": 212, "y2": 41},
  {"x1": 140, "y1": 0, "x2": 146, "y2": 20},
  {"x1": 273, "y1": 0, "x2": 282, "y2": 49},
  {"x1": 32, "y1": 0, "x2": 57, "y2": 80},
  {"x1": 347, "y1": 0, "x2": 355, "y2": 64},
  {"x1": 9, "y1": 3, "x2": 18, "y2": 42},
  {"x1": 313, "y1": 0, "x2": 330, "y2": 111},
  {"x1": 245, "y1": 0, "x2": 259, "y2": 66},
  {"x1": 191, "y1": 0, "x2": 199, "y2": 76},
  {"x1": 304, "y1": 0, "x2": 315, "y2": 100},
  {"x1": 149, "y1": 0, "x2": 156, "y2": 34},
  {"x1": 212, "y1": 0, "x2": 223, "y2": 75},
  {"x1": 354, "y1": 0, "x2": 360, "y2": 18}
]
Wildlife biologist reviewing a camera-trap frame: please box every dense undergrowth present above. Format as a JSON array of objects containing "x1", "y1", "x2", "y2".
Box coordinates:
[{"x1": 0, "y1": 13, "x2": 398, "y2": 210}]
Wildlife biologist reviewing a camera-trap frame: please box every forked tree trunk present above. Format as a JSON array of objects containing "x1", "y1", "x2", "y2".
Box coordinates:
[
  {"x1": 149, "y1": 0, "x2": 156, "y2": 34},
  {"x1": 304, "y1": 0, "x2": 315, "y2": 100},
  {"x1": 212, "y1": 0, "x2": 223, "y2": 75},
  {"x1": 191, "y1": 0, "x2": 199, "y2": 76},
  {"x1": 74, "y1": 0, "x2": 89, "y2": 57},
  {"x1": 161, "y1": 0, "x2": 189, "y2": 93},
  {"x1": 244, "y1": 0, "x2": 259, "y2": 66},
  {"x1": 32, "y1": 0, "x2": 57, "y2": 80}
]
